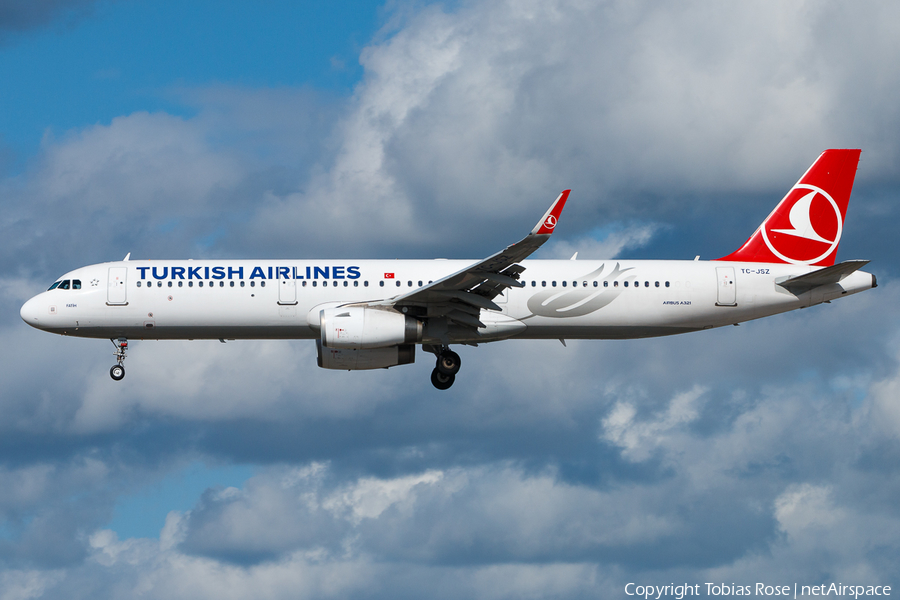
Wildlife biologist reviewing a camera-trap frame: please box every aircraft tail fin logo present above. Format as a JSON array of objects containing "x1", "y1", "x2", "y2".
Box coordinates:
[
  {"x1": 717, "y1": 149, "x2": 861, "y2": 266},
  {"x1": 770, "y1": 189, "x2": 834, "y2": 243}
]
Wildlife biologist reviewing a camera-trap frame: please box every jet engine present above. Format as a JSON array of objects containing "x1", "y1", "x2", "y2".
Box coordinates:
[
  {"x1": 316, "y1": 340, "x2": 416, "y2": 370},
  {"x1": 319, "y1": 306, "x2": 422, "y2": 350}
]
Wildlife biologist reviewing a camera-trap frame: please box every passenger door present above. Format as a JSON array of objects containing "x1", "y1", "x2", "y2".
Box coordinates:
[
  {"x1": 107, "y1": 267, "x2": 128, "y2": 305},
  {"x1": 715, "y1": 266, "x2": 736, "y2": 306}
]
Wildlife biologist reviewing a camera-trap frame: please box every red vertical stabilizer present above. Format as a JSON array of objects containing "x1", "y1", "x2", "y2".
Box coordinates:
[{"x1": 717, "y1": 149, "x2": 861, "y2": 266}]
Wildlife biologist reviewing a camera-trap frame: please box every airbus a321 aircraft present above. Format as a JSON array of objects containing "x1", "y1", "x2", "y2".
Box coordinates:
[{"x1": 21, "y1": 149, "x2": 875, "y2": 389}]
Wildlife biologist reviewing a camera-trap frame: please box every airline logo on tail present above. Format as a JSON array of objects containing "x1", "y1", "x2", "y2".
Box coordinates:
[
  {"x1": 762, "y1": 184, "x2": 842, "y2": 264},
  {"x1": 717, "y1": 149, "x2": 861, "y2": 267}
]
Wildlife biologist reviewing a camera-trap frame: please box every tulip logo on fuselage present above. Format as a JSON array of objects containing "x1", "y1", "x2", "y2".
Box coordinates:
[{"x1": 523, "y1": 263, "x2": 634, "y2": 319}]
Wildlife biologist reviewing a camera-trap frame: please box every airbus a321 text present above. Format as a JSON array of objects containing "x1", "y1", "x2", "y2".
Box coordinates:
[{"x1": 21, "y1": 149, "x2": 875, "y2": 389}]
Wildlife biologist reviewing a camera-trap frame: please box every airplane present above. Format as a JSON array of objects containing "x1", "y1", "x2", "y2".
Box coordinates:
[{"x1": 20, "y1": 149, "x2": 875, "y2": 390}]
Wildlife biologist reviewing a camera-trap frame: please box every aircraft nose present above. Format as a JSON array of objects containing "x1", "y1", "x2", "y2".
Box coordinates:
[{"x1": 20, "y1": 296, "x2": 43, "y2": 328}]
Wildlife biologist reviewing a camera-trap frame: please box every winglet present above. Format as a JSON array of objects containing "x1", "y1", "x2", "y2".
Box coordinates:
[{"x1": 531, "y1": 190, "x2": 570, "y2": 235}]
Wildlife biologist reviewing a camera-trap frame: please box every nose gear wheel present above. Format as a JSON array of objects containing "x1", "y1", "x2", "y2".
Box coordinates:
[{"x1": 109, "y1": 338, "x2": 128, "y2": 381}]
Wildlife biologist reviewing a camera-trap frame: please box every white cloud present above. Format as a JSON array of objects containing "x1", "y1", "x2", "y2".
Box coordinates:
[
  {"x1": 0, "y1": 569, "x2": 64, "y2": 600},
  {"x1": 241, "y1": 0, "x2": 900, "y2": 255},
  {"x1": 33, "y1": 112, "x2": 243, "y2": 214},
  {"x1": 601, "y1": 385, "x2": 707, "y2": 462},
  {"x1": 323, "y1": 469, "x2": 445, "y2": 524},
  {"x1": 774, "y1": 483, "x2": 842, "y2": 535}
]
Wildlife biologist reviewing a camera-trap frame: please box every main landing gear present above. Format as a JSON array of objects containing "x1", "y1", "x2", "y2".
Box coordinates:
[
  {"x1": 110, "y1": 338, "x2": 127, "y2": 381},
  {"x1": 428, "y1": 346, "x2": 461, "y2": 390}
]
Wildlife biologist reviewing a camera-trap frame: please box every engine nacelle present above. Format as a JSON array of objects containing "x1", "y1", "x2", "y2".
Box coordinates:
[
  {"x1": 319, "y1": 306, "x2": 422, "y2": 350},
  {"x1": 316, "y1": 340, "x2": 416, "y2": 370}
]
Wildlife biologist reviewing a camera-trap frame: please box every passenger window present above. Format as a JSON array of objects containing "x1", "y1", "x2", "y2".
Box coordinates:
[
  {"x1": 552, "y1": 281, "x2": 557, "y2": 287},
  {"x1": 302, "y1": 281, "x2": 307, "y2": 287},
  {"x1": 230, "y1": 281, "x2": 235, "y2": 287},
  {"x1": 353, "y1": 281, "x2": 358, "y2": 287},
  {"x1": 168, "y1": 281, "x2": 173, "y2": 287},
  {"x1": 73, "y1": 280, "x2": 82, "y2": 289},
  {"x1": 418, "y1": 280, "x2": 423, "y2": 287},
  {"x1": 542, "y1": 281, "x2": 546, "y2": 287},
  {"x1": 614, "y1": 281, "x2": 619, "y2": 287},
  {"x1": 364, "y1": 281, "x2": 369, "y2": 287},
  {"x1": 396, "y1": 281, "x2": 401, "y2": 287},
  {"x1": 241, "y1": 281, "x2": 245, "y2": 287},
  {"x1": 178, "y1": 281, "x2": 183, "y2": 288},
  {"x1": 665, "y1": 281, "x2": 670, "y2": 287},
  {"x1": 562, "y1": 281, "x2": 567, "y2": 287},
  {"x1": 312, "y1": 281, "x2": 317, "y2": 287},
  {"x1": 531, "y1": 281, "x2": 536, "y2": 287},
  {"x1": 624, "y1": 281, "x2": 628, "y2": 287},
  {"x1": 379, "y1": 281, "x2": 384, "y2": 287},
  {"x1": 604, "y1": 281, "x2": 609, "y2": 287},
  {"x1": 593, "y1": 281, "x2": 598, "y2": 287},
  {"x1": 219, "y1": 281, "x2": 224, "y2": 287},
  {"x1": 573, "y1": 281, "x2": 577, "y2": 287},
  {"x1": 59, "y1": 280, "x2": 70, "y2": 290},
  {"x1": 583, "y1": 281, "x2": 587, "y2": 287},
  {"x1": 250, "y1": 281, "x2": 255, "y2": 287},
  {"x1": 137, "y1": 281, "x2": 142, "y2": 287},
  {"x1": 261, "y1": 281, "x2": 265, "y2": 287},
  {"x1": 645, "y1": 281, "x2": 649, "y2": 287},
  {"x1": 158, "y1": 281, "x2": 162, "y2": 287},
  {"x1": 655, "y1": 281, "x2": 659, "y2": 287},
  {"x1": 188, "y1": 281, "x2": 193, "y2": 287},
  {"x1": 333, "y1": 281, "x2": 338, "y2": 287},
  {"x1": 344, "y1": 281, "x2": 349, "y2": 287},
  {"x1": 198, "y1": 281, "x2": 203, "y2": 287}
]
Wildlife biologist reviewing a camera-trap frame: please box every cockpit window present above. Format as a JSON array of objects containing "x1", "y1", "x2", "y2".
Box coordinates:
[
  {"x1": 73, "y1": 279, "x2": 82, "y2": 289},
  {"x1": 48, "y1": 281, "x2": 61, "y2": 291},
  {"x1": 58, "y1": 280, "x2": 71, "y2": 290}
]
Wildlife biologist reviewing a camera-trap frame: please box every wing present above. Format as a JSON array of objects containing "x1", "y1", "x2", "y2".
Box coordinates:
[{"x1": 368, "y1": 190, "x2": 570, "y2": 329}]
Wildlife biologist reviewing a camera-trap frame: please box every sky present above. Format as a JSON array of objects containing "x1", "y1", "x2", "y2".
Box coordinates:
[{"x1": 1, "y1": 0, "x2": 900, "y2": 598}]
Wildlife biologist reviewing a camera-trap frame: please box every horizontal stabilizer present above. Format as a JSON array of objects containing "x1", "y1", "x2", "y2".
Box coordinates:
[{"x1": 776, "y1": 259, "x2": 869, "y2": 294}]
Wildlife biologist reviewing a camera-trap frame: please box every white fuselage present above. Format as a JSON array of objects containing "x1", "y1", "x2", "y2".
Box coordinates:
[{"x1": 20, "y1": 258, "x2": 875, "y2": 343}]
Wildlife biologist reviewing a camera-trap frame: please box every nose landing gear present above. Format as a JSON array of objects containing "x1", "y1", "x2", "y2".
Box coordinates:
[
  {"x1": 428, "y1": 346, "x2": 461, "y2": 390},
  {"x1": 109, "y1": 338, "x2": 127, "y2": 381}
]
